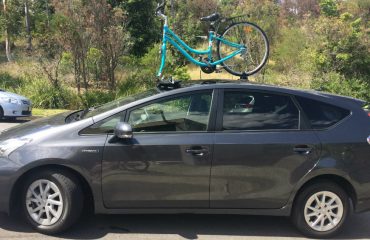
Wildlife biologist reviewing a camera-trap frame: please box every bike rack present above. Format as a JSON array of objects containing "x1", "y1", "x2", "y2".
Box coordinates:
[
  {"x1": 157, "y1": 78, "x2": 182, "y2": 91},
  {"x1": 240, "y1": 72, "x2": 249, "y2": 82}
]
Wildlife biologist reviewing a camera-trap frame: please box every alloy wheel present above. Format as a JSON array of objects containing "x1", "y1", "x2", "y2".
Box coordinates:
[
  {"x1": 304, "y1": 191, "x2": 344, "y2": 232},
  {"x1": 25, "y1": 179, "x2": 64, "y2": 226}
]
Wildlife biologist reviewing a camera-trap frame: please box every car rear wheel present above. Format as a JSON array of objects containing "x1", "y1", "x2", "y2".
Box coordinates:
[
  {"x1": 291, "y1": 181, "x2": 350, "y2": 238},
  {"x1": 21, "y1": 170, "x2": 83, "y2": 234}
]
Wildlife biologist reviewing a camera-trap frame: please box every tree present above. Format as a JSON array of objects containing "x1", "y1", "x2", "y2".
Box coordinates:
[
  {"x1": 87, "y1": 0, "x2": 131, "y2": 90},
  {"x1": 1, "y1": 0, "x2": 22, "y2": 62},
  {"x1": 122, "y1": 0, "x2": 159, "y2": 56},
  {"x1": 53, "y1": 0, "x2": 92, "y2": 93},
  {"x1": 2, "y1": 0, "x2": 12, "y2": 61},
  {"x1": 24, "y1": 0, "x2": 32, "y2": 51}
]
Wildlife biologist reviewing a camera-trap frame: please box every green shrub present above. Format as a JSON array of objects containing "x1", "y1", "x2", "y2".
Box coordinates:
[
  {"x1": 0, "y1": 72, "x2": 23, "y2": 91},
  {"x1": 18, "y1": 78, "x2": 80, "y2": 109},
  {"x1": 80, "y1": 90, "x2": 115, "y2": 108},
  {"x1": 312, "y1": 72, "x2": 370, "y2": 101},
  {"x1": 116, "y1": 71, "x2": 156, "y2": 98}
]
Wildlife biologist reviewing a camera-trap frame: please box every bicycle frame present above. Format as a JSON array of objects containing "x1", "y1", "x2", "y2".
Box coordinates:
[{"x1": 157, "y1": 17, "x2": 246, "y2": 77}]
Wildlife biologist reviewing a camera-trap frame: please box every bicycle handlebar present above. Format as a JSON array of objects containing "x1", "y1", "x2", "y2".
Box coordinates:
[{"x1": 156, "y1": 1, "x2": 166, "y2": 15}]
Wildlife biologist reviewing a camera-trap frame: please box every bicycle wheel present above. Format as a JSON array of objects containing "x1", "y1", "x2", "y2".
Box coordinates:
[{"x1": 217, "y1": 22, "x2": 269, "y2": 77}]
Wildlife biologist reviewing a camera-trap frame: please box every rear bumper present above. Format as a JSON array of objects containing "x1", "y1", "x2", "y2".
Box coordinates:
[{"x1": 2, "y1": 102, "x2": 32, "y2": 117}]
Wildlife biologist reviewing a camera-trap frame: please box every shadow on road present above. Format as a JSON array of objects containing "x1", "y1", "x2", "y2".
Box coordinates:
[
  {"x1": 0, "y1": 118, "x2": 30, "y2": 124},
  {"x1": 0, "y1": 213, "x2": 369, "y2": 239}
]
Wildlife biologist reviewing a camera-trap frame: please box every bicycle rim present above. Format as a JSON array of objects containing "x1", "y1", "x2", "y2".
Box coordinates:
[{"x1": 217, "y1": 22, "x2": 269, "y2": 76}]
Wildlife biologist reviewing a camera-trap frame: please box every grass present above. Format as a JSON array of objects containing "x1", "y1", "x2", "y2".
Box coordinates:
[{"x1": 32, "y1": 108, "x2": 69, "y2": 117}]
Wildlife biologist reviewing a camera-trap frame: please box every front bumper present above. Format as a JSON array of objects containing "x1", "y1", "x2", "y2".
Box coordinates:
[
  {"x1": 2, "y1": 102, "x2": 32, "y2": 117},
  {"x1": 0, "y1": 157, "x2": 20, "y2": 214}
]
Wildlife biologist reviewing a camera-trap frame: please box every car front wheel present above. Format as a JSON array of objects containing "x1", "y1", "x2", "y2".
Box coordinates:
[
  {"x1": 292, "y1": 181, "x2": 350, "y2": 238},
  {"x1": 21, "y1": 170, "x2": 83, "y2": 234}
]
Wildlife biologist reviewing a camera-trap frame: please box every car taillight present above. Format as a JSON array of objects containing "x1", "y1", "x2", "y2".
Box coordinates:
[{"x1": 363, "y1": 103, "x2": 369, "y2": 117}]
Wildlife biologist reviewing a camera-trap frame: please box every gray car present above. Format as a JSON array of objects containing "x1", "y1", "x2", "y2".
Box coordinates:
[{"x1": 0, "y1": 80, "x2": 369, "y2": 238}]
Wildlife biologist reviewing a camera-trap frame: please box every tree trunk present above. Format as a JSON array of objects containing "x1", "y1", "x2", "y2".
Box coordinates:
[
  {"x1": 108, "y1": 62, "x2": 115, "y2": 91},
  {"x1": 45, "y1": 0, "x2": 50, "y2": 27},
  {"x1": 81, "y1": 57, "x2": 88, "y2": 91},
  {"x1": 74, "y1": 58, "x2": 81, "y2": 94},
  {"x1": 24, "y1": 0, "x2": 32, "y2": 51},
  {"x1": 170, "y1": 0, "x2": 175, "y2": 18},
  {"x1": 3, "y1": 0, "x2": 12, "y2": 62}
]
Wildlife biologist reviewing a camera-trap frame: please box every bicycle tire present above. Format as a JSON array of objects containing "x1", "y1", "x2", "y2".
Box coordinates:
[{"x1": 216, "y1": 22, "x2": 269, "y2": 77}]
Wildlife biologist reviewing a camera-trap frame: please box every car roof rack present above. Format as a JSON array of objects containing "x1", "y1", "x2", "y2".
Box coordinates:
[{"x1": 157, "y1": 78, "x2": 182, "y2": 91}]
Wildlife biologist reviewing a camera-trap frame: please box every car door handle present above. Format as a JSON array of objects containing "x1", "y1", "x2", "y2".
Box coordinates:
[
  {"x1": 293, "y1": 145, "x2": 313, "y2": 155},
  {"x1": 185, "y1": 147, "x2": 208, "y2": 156}
]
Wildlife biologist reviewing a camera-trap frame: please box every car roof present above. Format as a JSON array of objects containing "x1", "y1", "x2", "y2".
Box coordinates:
[
  {"x1": 163, "y1": 79, "x2": 366, "y2": 109},
  {"x1": 93, "y1": 79, "x2": 364, "y2": 123},
  {"x1": 169, "y1": 79, "x2": 363, "y2": 101}
]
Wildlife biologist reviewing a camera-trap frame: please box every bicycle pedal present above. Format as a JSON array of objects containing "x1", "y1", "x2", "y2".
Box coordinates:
[{"x1": 215, "y1": 69, "x2": 223, "y2": 73}]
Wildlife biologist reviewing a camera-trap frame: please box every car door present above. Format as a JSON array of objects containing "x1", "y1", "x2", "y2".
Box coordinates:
[
  {"x1": 102, "y1": 90, "x2": 217, "y2": 208},
  {"x1": 210, "y1": 89, "x2": 321, "y2": 209}
]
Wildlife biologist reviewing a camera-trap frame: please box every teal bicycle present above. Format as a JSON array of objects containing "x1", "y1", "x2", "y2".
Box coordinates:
[{"x1": 155, "y1": 1, "x2": 269, "y2": 79}]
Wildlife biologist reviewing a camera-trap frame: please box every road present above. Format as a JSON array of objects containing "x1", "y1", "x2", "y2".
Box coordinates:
[{"x1": 0, "y1": 120, "x2": 369, "y2": 240}]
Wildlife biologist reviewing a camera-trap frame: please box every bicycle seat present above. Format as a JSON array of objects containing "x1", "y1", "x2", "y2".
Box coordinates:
[{"x1": 200, "y1": 13, "x2": 220, "y2": 22}]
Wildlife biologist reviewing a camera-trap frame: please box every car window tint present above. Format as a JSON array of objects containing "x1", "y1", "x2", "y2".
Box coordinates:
[
  {"x1": 296, "y1": 96, "x2": 350, "y2": 129},
  {"x1": 223, "y1": 91, "x2": 299, "y2": 130},
  {"x1": 80, "y1": 112, "x2": 124, "y2": 134},
  {"x1": 128, "y1": 91, "x2": 212, "y2": 132}
]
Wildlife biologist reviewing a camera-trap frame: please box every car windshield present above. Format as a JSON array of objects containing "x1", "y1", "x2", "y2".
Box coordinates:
[{"x1": 82, "y1": 88, "x2": 160, "y2": 119}]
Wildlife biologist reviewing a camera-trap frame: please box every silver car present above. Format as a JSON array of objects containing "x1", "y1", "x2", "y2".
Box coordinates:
[{"x1": 0, "y1": 90, "x2": 32, "y2": 119}]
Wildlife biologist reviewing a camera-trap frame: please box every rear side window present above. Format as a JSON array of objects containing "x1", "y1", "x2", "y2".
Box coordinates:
[
  {"x1": 222, "y1": 91, "x2": 299, "y2": 130},
  {"x1": 296, "y1": 96, "x2": 350, "y2": 129}
]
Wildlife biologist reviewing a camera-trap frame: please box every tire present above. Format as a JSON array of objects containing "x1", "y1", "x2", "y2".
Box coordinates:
[
  {"x1": 217, "y1": 22, "x2": 269, "y2": 77},
  {"x1": 291, "y1": 181, "x2": 350, "y2": 238},
  {"x1": 21, "y1": 169, "x2": 83, "y2": 234}
]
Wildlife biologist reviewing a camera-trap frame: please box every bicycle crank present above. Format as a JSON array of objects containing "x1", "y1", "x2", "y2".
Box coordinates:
[{"x1": 200, "y1": 58, "x2": 216, "y2": 74}]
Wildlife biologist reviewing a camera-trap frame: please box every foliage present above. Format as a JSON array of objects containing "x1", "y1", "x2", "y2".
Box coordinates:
[
  {"x1": 122, "y1": 0, "x2": 159, "y2": 56},
  {"x1": 319, "y1": 0, "x2": 339, "y2": 17},
  {"x1": 310, "y1": 14, "x2": 369, "y2": 80},
  {"x1": 79, "y1": 90, "x2": 115, "y2": 108},
  {"x1": 0, "y1": 0, "x2": 369, "y2": 108},
  {"x1": 273, "y1": 27, "x2": 307, "y2": 73},
  {"x1": 0, "y1": 72, "x2": 23, "y2": 90},
  {"x1": 311, "y1": 72, "x2": 370, "y2": 102}
]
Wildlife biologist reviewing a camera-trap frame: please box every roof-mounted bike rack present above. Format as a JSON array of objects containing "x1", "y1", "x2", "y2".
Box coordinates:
[{"x1": 157, "y1": 78, "x2": 182, "y2": 91}]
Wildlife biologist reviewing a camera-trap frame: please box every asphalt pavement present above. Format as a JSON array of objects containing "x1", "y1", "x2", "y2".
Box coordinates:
[{"x1": 0, "y1": 120, "x2": 369, "y2": 240}]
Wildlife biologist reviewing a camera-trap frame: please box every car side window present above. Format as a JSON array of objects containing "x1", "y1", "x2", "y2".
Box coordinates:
[
  {"x1": 296, "y1": 96, "x2": 350, "y2": 129},
  {"x1": 80, "y1": 112, "x2": 124, "y2": 134},
  {"x1": 222, "y1": 91, "x2": 299, "y2": 130},
  {"x1": 128, "y1": 91, "x2": 213, "y2": 132}
]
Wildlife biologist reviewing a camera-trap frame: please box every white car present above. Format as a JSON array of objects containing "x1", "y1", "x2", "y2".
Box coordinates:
[{"x1": 0, "y1": 90, "x2": 32, "y2": 119}]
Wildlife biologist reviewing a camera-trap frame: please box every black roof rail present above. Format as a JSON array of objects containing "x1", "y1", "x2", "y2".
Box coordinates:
[
  {"x1": 157, "y1": 79, "x2": 182, "y2": 91},
  {"x1": 201, "y1": 80, "x2": 218, "y2": 84}
]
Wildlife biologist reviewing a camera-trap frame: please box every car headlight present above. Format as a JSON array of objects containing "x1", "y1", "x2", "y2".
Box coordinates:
[
  {"x1": 0, "y1": 97, "x2": 19, "y2": 104},
  {"x1": 0, "y1": 138, "x2": 32, "y2": 157}
]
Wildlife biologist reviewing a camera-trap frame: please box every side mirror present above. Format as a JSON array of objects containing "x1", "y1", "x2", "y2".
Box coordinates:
[{"x1": 114, "y1": 122, "x2": 133, "y2": 139}]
